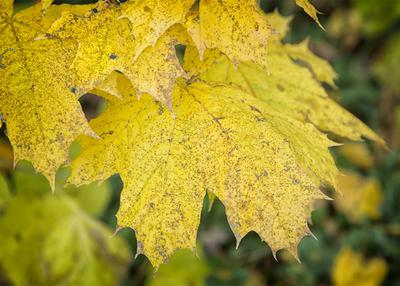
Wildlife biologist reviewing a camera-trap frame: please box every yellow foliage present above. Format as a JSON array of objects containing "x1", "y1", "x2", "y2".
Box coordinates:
[
  {"x1": 70, "y1": 80, "x2": 337, "y2": 267},
  {"x1": 0, "y1": 0, "x2": 385, "y2": 269},
  {"x1": 332, "y1": 248, "x2": 388, "y2": 286},
  {"x1": 335, "y1": 173, "x2": 383, "y2": 222},
  {"x1": 0, "y1": 39, "x2": 95, "y2": 188},
  {"x1": 48, "y1": 3, "x2": 137, "y2": 97},
  {"x1": 0, "y1": 2, "x2": 96, "y2": 187},
  {"x1": 184, "y1": 38, "x2": 384, "y2": 144},
  {"x1": 0, "y1": 2, "x2": 93, "y2": 55},
  {"x1": 49, "y1": 4, "x2": 189, "y2": 109}
]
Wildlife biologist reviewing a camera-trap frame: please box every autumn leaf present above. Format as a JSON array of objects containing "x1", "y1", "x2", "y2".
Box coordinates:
[
  {"x1": 182, "y1": 12, "x2": 383, "y2": 144},
  {"x1": 93, "y1": 71, "x2": 136, "y2": 101},
  {"x1": 69, "y1": 80, "x2": 337, "y2": 267},
  {"x1": 0, "y1": 38, "x2": 96, "y2": 188},
  {"x1": 0, "y1": 1, "x2": 97, "y2": 187}
]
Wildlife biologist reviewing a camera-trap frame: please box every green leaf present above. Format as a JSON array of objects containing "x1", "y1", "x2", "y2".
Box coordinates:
[{"x1": 0, "y1": 193, "x2": 130, "y2": 286}]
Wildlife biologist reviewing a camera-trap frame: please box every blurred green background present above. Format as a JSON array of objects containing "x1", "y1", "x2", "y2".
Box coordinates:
[{"x1": 1, "y1": 0, "x2": 400, "y2": 285}]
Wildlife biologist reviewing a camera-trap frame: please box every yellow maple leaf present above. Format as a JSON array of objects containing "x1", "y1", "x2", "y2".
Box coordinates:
[
  {"x1": 332, "y1": 248, "x2": 388, "y2": 286},
  {"x1": 69, "y1": 80, "x2": 337, "y2": 267},
  {"x1": 182, "y1": 11, "x2": 382, "y2": 144},
  {"x1": 0, "y1": 2, "x2": 96, "y2": 188}
]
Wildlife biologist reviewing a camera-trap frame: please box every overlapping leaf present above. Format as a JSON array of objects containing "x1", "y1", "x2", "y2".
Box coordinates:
[
  {"x1": 0, "y1": 1, "x2": 93, "y2": 53},
  {"x1": 195, "y1": 0, "x2": 272, "y2": 68},
  {"x1": 48, "y1": 3, "x2": 137, "y2": 97},
  {"x1": 120, "y1": 0, "x2": 195, "y2": 58},
  {"x1": 0, "y1": 1, "x2": 96, "y2": 187},
  {"x1": 183, "y1": 12, "x2": 383, "y2": 144},
  {"x1": 49, "y1": 3, "x2": 189, "y2": 108}
]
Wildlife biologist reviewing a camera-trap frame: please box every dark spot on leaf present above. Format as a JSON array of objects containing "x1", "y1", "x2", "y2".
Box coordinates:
[
  {"x1": 277, "y1": 84, "x2": 285, "y2": 92},
  {"x1": 70, "y1": 86, "x2": 77, "y2": 94},
  {"x1": 109, "y1": 53, "x2": 118, "y2": 60}
]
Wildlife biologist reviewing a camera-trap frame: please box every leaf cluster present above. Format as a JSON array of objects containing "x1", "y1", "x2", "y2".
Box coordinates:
[{"x1": 0, "y1": 0, "x2": 383, "y2": 267}]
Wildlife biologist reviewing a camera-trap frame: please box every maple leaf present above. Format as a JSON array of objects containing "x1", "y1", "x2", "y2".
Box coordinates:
[
  {"x1": 0, "y1": 1, "x2": 95, "y2": 188},
  {"x1": 49, "y1": 4, "x2": 188, "y2": 108},
  {"x1": 183, "y1": 12, "x2": 383, "y2": 144},
  {"x1": 69, "y1": 80, "x2": 338, "y2": 267}
]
